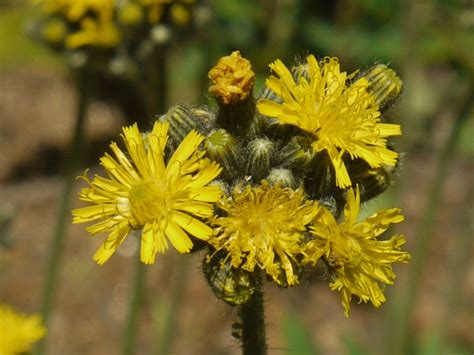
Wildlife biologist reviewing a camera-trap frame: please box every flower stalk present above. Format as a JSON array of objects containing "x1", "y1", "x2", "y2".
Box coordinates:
[
  {"x1": 121, "y1": 251, "x2": 147, "y2": 355},
  {"x1": 35, "y1": 70, "x2": 89, "y2": 355},
  {"x1": 240, "y1": 277, "x2": 267, "y2": 355}
]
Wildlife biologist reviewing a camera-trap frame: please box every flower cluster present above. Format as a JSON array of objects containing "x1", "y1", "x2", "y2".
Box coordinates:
[
  {"x1": 31, "y1": 0, "x2": 197, "y2": 70},
  {"x1": 0, "y1": 303, "x2": 46, "y2": 354},
  {"x1": 74, "y1": 51, "x2": 409, "y2": 315}
]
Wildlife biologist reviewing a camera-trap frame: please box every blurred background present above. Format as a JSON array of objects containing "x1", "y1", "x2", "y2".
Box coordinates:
[{"x1": 0, "y1": 0, "x2": 472, "y2": 354}]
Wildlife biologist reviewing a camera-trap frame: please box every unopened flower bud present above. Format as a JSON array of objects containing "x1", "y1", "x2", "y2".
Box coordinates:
[
  {"x1": 203, "y1": 253, "x2": 257, "y2": 306},
  {"x1": 188, "y1": 106, "x2": 216, "y2": 131},
  {"x1": 246, "y1": 138, "x2": 274, "y2": 180},
  {"x1": 205, "y1": 129, "x2": 240, "y2": 178},
  {"x1": 348, "y1": 159, "x2": 397, "y2": 202},
  {"x1": 267, "y1": 168, "x2": 297, "y2": 188},
  {"x1": 274, "y1": 138, "x2": 308, "y2": 168},
  {"x1": 158, "y1": 105, "x2": 197, "y2": 145},
  {"x1": 363, "y1": 64, "x2": 403, "y2": 109}
]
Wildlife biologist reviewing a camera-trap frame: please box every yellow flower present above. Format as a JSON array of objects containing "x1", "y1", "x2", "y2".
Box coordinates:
[
  {"x1": 66, "y1": 17, "x2": 121, "y2": 48},
  {"x1": 35, "y1": 0, "x2": 120, "y2": 48},
  {"x1": 257, "y1": 55, "x2": 401, "y2": 188},
  {"x1": 306, "y1": 188, "x2": 410, "y2": 316},
  {"x1": 208, "y1": 182, "x2": 319, "y2": 286},
  {"x1": 140, "y1": 0, "x2": 195, "y2": 23},
  {"x1": 0, "y1": 303, "x2": 46, "y2": 355},
  {"x1": 38, "y1": 0, "x2": 115, "y2": 22},
  {"x1": 208, "y1": 51, "x2": 255, "y2": 105},
  {"x1": 73, "y1": 122, "x2": 222, "y2": 265}
]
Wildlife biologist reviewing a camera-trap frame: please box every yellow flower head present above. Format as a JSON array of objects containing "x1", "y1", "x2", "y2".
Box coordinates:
[
  {"x1": 35, "y1": 0, "x2": 120, "y2": 48},
  {"x1": 306, "y1": 188, "x2": 410, "y2": 316},
  {"x1": 38, "y1": 0, "x2": 115, "y2": 22},
  {"x1": 257, "y1": 55, "x2": 401, "y2": 188},
  {"x1": 66, "y1": 17, "x2": 121, "y2": 48},
  {"x1": 208, "y1": 182, "x2": 319, "y2": 286},
  {"x1": 208, "y1": 51, "x2": 256, "y2": 105},
  {"x1": 139, "y1": 0, "x2": 195, "y2": 23},
  {"x1": 73, "y1": 122, "x2": 222, "y2": 265},
  {"x1": 0, "y1": 303, "x2": 46, "y2": 355}
]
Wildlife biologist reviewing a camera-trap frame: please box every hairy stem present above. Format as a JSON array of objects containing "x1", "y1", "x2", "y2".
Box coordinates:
[{"x1": 240, "y1": 277, "x2": 267, "y2": 355}]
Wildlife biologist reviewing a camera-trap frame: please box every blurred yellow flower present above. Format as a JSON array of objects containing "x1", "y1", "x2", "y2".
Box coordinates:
[
  {"x1": 66, "y1": 17, "x2": 121, "y2": 48},
  {"x1": 0, "y1": 303, "x2": 46, "y2": 355},
  {"x1": 209, "y1": 182, "x2": 319, "y2": 286},
  {"x1": 35, "y1": 0, "x2": 120, "y2": 48},
  {"x1": 140, "y1": 0, "x2": 195, "y2": 23},
  {"x1": 258, "y1": 55, "x2": 401, "y2": 188},
  {"x1": 306, "y1": 188, "x2": 410, "y2": 316},
  {"x1": 73, "y1": 122, "x2": 222, "y2": 265},
  {"x1": 38, "y1": 0, "x2": 115, "y2": 22}
]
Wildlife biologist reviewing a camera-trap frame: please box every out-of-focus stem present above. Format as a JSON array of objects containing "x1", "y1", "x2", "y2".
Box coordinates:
[
  {"x1": 121, "y1": 254, "x2": 147, "y2": 355},
  {"x1": 35, "y1": 70, "x2": 89, "y2": 355},
  {"x1": 155, "y1": 256, "x2": 191, "y2": 355}
]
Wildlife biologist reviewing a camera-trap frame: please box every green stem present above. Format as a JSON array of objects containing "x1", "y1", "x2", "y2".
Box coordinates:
[
  {"x1": 155, "y1": 256, "x2": 190, "y2": 355},
  {"x1": 240, "y1": 278, "x2": 267, "y2": 355},
  {"x1": 395, "y1": 80, "x2": 473, "y2": 354},
  {"x1": 121, "y1": 253, "x2": 148, "y2": 355},
  {"x1": 35, "y1": 71, "x2": 89, "y2": 355},
  {"x1": 216, "y1": 97, "x2": 256, "y2": 139},
  {"x1": 122, "y1": 43, "x2": 169, "y2": 355}
]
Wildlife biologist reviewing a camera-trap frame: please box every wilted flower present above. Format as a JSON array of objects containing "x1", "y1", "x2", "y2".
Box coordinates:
[{"x1": 306, "y1": 187, "x2": 410, "y2": 316}]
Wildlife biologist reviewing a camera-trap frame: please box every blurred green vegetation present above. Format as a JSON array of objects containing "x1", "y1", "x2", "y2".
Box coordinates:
[{"x1": 0, "y1": 5, "x2": 61, "y2": 69}]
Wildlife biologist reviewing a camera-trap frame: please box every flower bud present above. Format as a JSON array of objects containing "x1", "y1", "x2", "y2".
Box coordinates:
[
  {"x1": 205, "y1": 129, "x2": 240, "y2": 178},
  {"x1": 347, "y1": 159, "x2": 396, "y2": 202},
  {"x1": 363, "y1": 64, "x2": 403, "y2": 110},
  {"x1": 158, "y1": 105, "x2": 197, "y2": 144},
  {"x1": 203, "y1": 253, "x2": 257, "y2": 306},
  {"x1": 246, "y1": 138, "x2": 274, "y2": 180},
  {"x1": 188, "y1": 106, "x2": 216, "y2": 131},
  {"x1": 267, "y1": 168, "x2": 297, "y2": 188},
  {"x1": 274, "y1": 138, "x2": 309, "y2": 168}
]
